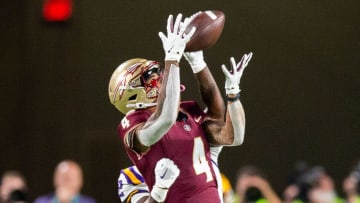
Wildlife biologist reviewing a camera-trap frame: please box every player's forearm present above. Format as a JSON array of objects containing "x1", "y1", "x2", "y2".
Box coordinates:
[
  {"x1": 225, "y1": 98, "x2": 245, "y2": 146},
  {"x1": 154, "y1": 61, "x2": 180, "y2": 118},
  {"x1": 137, "y1": 62, "x2": 180, "y2": 146},
  {"x1": 195, "y1": 67, "x2": 225, "y2": 120}
]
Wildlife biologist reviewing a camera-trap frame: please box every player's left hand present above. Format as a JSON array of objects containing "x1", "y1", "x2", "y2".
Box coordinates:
[{"x1": 221, "y1": 52, "x2": 253, "y2": 95}]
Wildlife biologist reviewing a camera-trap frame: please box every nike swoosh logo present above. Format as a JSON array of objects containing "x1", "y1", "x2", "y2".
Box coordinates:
[
  {"x1": 160, "y1": 168, "x2": 169, "y2": 179},
  {"x1": 194, "y1": 116, "x2": 201, "y2": 123}
]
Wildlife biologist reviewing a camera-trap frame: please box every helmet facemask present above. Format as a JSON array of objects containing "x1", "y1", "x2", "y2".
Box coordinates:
[{"x1": 141, "y1": 66, "x2": 163, "y2": 100}]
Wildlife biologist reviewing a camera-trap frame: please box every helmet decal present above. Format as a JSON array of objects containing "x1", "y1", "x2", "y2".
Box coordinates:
[{"x1": 127, "y1": 62, "x2": 142, "y2": 73}]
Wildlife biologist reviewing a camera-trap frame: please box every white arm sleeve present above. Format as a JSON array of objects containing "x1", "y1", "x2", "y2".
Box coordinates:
[
  {"x1": 228, "y1": 100, "x2": 245, "y2": 146},
  {"x1": 137, "y1": 64, "x2": 180, "y2": 146}
]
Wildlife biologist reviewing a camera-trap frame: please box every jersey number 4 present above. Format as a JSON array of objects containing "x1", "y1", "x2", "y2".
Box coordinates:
[{"x1": 193, "y1": 137, "x2": 213, "y2": 182}]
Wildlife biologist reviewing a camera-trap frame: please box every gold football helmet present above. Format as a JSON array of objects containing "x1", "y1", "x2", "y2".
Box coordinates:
[{"x1": 108, "y1": 58, "x2": 162, "y2": 114}]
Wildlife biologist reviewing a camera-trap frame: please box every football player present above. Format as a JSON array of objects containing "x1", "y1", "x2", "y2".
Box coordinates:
[{"x1": 109, "y1": 13, "x2": 252, "y2": 203}]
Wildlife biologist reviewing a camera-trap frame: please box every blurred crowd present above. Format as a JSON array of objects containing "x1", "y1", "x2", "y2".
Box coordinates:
[
  {"x1": 1, "y1": 160, "x2": 359, "y2": 203},
  {"x1": 221, "y1": 160, "x2": 360, "y2": 203},
  {"x1": 0, "y1": 160, "x2": 96, "y2": 203}
]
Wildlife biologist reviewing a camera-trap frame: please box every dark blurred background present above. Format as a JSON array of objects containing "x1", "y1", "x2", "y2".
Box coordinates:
[{"x1": 1, "y1": 0, "x2": 359, "y2": 202}]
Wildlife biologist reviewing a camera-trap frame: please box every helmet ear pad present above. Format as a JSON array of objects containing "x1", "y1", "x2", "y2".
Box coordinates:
[{"x1": 121, "y1": 88, "x2": 155, "y2": 111}]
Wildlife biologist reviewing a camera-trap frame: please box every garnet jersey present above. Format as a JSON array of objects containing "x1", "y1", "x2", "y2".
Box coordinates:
[
  {"x1": 117, "y1": 101, "x2": 221, "y2": 203},
  {"x1": 117, "y1": 147, "x2": 224, "y2": 203}
]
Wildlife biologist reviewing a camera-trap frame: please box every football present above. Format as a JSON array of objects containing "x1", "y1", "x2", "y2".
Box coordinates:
[{"x1": 185, "y1": 10, "x2": 225, "y2": 52}]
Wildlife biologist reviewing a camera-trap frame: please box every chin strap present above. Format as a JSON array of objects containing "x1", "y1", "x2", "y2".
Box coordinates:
[{"x1": 126, "y1": 102, "x2": 157, "y2": 109}]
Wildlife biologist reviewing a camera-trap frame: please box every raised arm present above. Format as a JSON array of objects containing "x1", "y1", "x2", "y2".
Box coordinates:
[
  {"x1": 132, "y1": 14, "x2": 195, "y2": 152},
  {"x1": 219, "y1": 53, "x2": 253, "y2": 146},
  {"x1": 184, "y1": 51, "x2": 225, "y2": 120},
  {"x1": 184, "y1": 52, "x2": 253, "y2": 146}
]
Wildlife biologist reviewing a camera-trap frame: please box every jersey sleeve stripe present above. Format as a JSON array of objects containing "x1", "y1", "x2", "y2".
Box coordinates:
[
  {"x1": 125, "y1": 189, "x2": 149, "y2": 203},
  {"x1": 122, "y1": 167, "x2": 144, "y2": 185},
  {"x1": 129, "y1": 166, "x2": 145, "y2": 183},
  {"x1": 125, "y1": 189, "x2": 138, "y2": 203}
]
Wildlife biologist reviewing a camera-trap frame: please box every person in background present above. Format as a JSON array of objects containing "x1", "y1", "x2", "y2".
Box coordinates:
[
  {"x1": 0, "y1": 170, "x2": 28, "y2": 203},
  {"x1": 283, "y1": 161, "x2": 310, "y2": 203},
  {"x1": 303, "y1": 165, "x2": 342, "y2": 203},
  {"x1": 342, "y1": 161, "x2": 360, "y2": 203},
  {"x1": 34, "y1": 160, "x2": 96, "y2": 203},
  {"x1": 234, "y1": 165, "x2": 282, "y2": 203},
  {"x1": 221, "y1": 173, "x2": 237, "y2": 203}
]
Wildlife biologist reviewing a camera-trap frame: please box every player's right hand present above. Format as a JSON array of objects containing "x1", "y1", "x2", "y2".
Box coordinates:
[
  {"x1": 151, "y1": 158, "x2": 180, "y2": 202},
  {"x1": 154, "y1": 158, "x2": 180, "y2": 189},
  {"x1": 159, "y1": 14, "x2": 196, "y2": 62}
]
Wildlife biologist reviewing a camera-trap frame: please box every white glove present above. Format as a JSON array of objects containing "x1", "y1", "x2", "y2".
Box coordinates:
[
  {"x1": 159, "y1": 14, "x2": 196, "y2": 62},
  {"x1": 184, "y1": 50, "x2": 207, "y2": 73},
  {"x1": 221, "y1": 52, "x2": 253, "y2": 95},
  {"x1": 151, "y1": 158, "x2": 180, "y2": 202}
]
